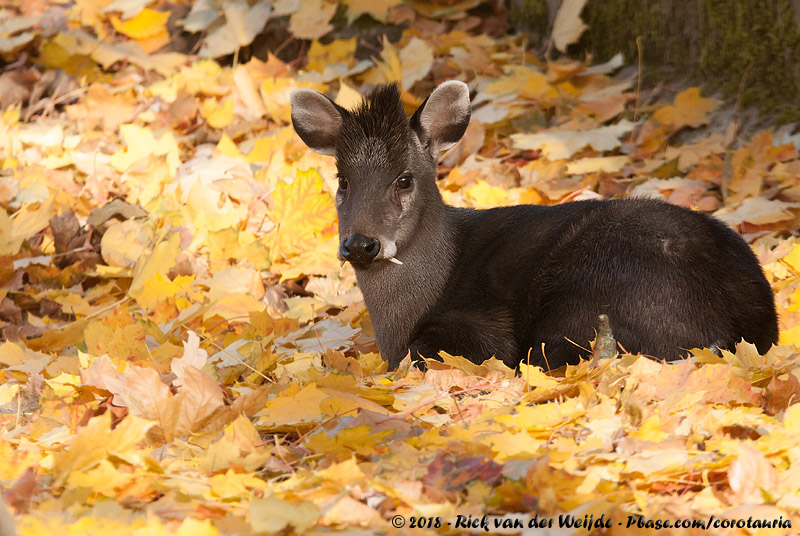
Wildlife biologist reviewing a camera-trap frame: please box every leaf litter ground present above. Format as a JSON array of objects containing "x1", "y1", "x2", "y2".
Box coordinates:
[{"x1": 2, "y1": 1, "x2": 800, "y2": 535}]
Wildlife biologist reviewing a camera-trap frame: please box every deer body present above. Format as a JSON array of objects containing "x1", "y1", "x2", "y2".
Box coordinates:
[{"x1": 291, "y1": 81, "x2": 778, "y2": 370}]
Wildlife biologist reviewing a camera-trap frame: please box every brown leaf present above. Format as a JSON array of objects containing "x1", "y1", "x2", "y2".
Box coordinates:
[
  {"x1": 104, "y1": 365, "x2": 172, "y2": 423},
  {"x1": 24, "y1": 318, "x2": 90, "y2": 353},
  {"x1": 169, "y1": 366, "x2": 226, "y2": 436},
  {"x1": 440, "y1": 119, "x2": 485, "y2": 169},
  {"x1": 763, "y1": 373, "x2": 800, "y2": 415},
  {"x1": 87, "y1": 199, "x2": 148, "y2": 230},
  {"x1": 48, "y1": 210, "x2": 80, "y2": 264}
]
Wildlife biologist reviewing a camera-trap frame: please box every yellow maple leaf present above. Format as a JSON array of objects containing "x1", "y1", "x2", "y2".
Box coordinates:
[
  {"x1": 200, "y1": 97, "x2": 235, "y2": 129},
  {"x1": 267, "y1": 168, "x2": 337, "y2": 261},
  {"x1": 342, "y1": 0, "x2": 401, "y2": 22},
  {"x1": 0, "y1": 439, "x2": 41, "y2": 482},
  {"x1": 84, "y1": 319, "x2": 149, "y2": 363},
  {"x1": 629, "y1": 414, "x2": 670, "y2": 442},
  {"x1": 51, "y1": 412, "x2": 155, "y2": 485},
  {"x1": 216, "y1": 133, "x2": 245, "y2": 158},
  {"x1": 306, "y1": 39, "x2": 357, "y2": 72},
  {"x1": 111, "y1": 9, "x2": 170, "y2": 40},
  {"x1": 175, "y1": 519, "x2": 220, "y2": 536},
  {"x1": 783, "y1": 403, "x2": 800, "y2": 436},
  {"x1": 67, "y1": 458, "x2": 135, "y2": 496},
  {"x1": 0, "y1": 207, "x2": 22, "y2": 255},
  {"x1": 11, "y1": 197, "x2": 54, "y2": 244},
  {"x1": 207, "y1": 227, "x2": 271, "y2": 269},
  {"x1": 250, "y1": 497, "x2": 320, "y2": 533},
  {"x1": 131, "y1": 272, "x2": 194, "y2": 310},
  {"x1": 519, "y1": 363, "x2": 560, "y2": 389},
  {"x1": 486, "y1": 430, "x2": 541, "y2": 462},
  {"x1": 260, "y1": 79, "x2": 324, "y2": 124},
  {"x1": 652, "y1": 87, "x2": 716, "y2": 130},
  {"x1": 129, "y1": 232, "x2": 181, "y2": 297},
  {"x1": 207, "y1": 469, "x2": 268, "y2": 501},
  {"x1": 781, "y1": 242, "x2": 800, "y2": 271},
  {"x1": 319, "y1": 387, "x2": 393, "y2": 417},
  {"x1": 201, "y1": 416, "x2": 271, "y2": 473},
  {"x1": 44, "y1": 372, "x2": 81, "y2": 397},
  {"x1": 203, "y1": 293, "x2": 268, "y2": 321},
  {"x1": 485, "y1": 65, "x2": 558, "y2": 101},
  {"x1": 273, "y1": 236, "x2": 340, "y2": 281},
  {"x1": 335, "y1": 80, "x2": 363, "y2": 109},
  {"x1": 256, "y1": 383, "x2": 328, "y2": 428},
  {"x1": 247, "y1": 127, "x2": 294, "y2": 163},
  {"x1": 110, "y1": 124, "x2": 181, "y2": 175},
  {"x1": 466, "y1": 180, "x2": 510, "y2": 208},
  {"x1": 71, "y1": 0, "x2": 112, "y2": 39},
  {"x1": 0, "y1": 341, "x2": 26, "y2": 366},
  {"x1": 305, "y1": 425, "x2": 394, "y2": 457},
  {"x1": 317, "y1": 457, "x2": 366, "y2": 485},
  {"x1": 362, "y1": 38, "x2": 402, "y2": 85}
]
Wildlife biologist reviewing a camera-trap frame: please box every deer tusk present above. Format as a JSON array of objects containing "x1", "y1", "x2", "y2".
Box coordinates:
[
  {"x1": 340, "y1": 259, "x2": 346, "y2": 267},
  {"x1": 387, "y1": 257, "x2": 403, "y2": 265}
]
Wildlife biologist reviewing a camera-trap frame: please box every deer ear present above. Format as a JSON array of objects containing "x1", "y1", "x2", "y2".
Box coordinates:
[
  {"x1": 410, "y1": 80, "x2": 471, "y2": 156},
  {"x1": 290, "y1": 89, "x2": 343, "y2": 156}
]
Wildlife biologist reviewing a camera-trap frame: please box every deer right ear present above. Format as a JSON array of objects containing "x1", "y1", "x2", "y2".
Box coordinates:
[
  {"x1": 410, "y1": 80, "x2": 471, "y2": 156},
  {"x1": 290, "y1": 89, "x2": 343, "y2": 156}
]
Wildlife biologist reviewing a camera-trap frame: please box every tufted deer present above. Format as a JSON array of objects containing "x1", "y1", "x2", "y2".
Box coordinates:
[{"x1": 290, "y1": 81, "x2": 779, "y2": 370}]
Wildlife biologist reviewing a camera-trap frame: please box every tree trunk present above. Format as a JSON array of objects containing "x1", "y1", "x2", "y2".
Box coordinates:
[{"x1": 510, "y1": 0, "x2": 800, "y2": 122}]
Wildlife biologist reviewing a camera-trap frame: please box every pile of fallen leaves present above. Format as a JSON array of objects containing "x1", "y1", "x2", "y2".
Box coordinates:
[{"x1": 2, "y1": 0, "x2": 800, "y2": 534}]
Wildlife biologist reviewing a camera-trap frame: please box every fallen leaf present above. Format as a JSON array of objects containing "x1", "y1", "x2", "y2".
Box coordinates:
[
  {"x1": 342, "y1": 0, "x2": 401, "y2": 23},
  {"x1": 551, "y1": 0, "x2": 588, "y2": 53},
  {"x1": 110, "y1": 8, "x2": 170, "y2": 40},
  {"x1": 511, "y1": 121, "x2": 634, "y2": 160},
  {"x1": 171, "y1": 332, "x2": 209, "y2": 387},
  {"x1": 200, "y1": 1, "x2": 272, "y2": 58},
  {"x1": 250, "y1": 497, "x2": 320, "y2": 533},
  {"x1": 266, "y1": 168, "x2": 337, "y2": 261},
  {"x1": 652, "y1": 87, "x2": 716, "y2": 130},
  {"x1": 399, "y1": 37, "x2": 433, "y2": 90},
  {"x1": 289, "y1": 0, "x2": 336, "y2": 40},
  {"x1": 728, "y1": 443, "x2": 779, "y2": 504}
]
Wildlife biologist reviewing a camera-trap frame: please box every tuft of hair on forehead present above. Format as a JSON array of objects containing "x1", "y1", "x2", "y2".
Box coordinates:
[{"x1": 336, "y1": 83, "x2": 410, "y2": 169}]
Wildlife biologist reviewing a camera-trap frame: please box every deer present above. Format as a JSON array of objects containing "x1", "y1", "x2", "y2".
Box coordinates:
[{"x1": 290, "y1": 80, "x2": 779, "y2": 370}]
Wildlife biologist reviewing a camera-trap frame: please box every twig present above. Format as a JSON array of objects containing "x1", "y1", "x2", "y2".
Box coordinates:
[
  {"x1": 721, "y1": 58, "x2": 755, "y2": 204},
  {"x1": 633, "y1": 36, "x2": 643, "y2": 122}
]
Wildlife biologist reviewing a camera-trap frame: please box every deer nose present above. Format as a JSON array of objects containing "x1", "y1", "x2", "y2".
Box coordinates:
[{"x1": 341, "y1": 234, "x2": 381, "y2": 266}]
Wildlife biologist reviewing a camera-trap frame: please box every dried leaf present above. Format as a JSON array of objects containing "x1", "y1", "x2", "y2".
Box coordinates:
[
  {"x1": 551, "y1": 0, "x2": 588, "y2": 53},
  {"x1": 289, "y1": 0, "x2": 336, "y2": 40}
]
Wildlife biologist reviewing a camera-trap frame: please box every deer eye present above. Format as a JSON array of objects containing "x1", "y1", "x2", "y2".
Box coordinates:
[
  {"x1": 396, "y1": 174, "x2": 412, "y2": 189},
  {"x1": 338, "y1": 177, "x2": 348, "y2": 190}
]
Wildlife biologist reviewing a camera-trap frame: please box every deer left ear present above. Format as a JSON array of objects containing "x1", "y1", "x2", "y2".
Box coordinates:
[
  {"x1": 410, "y1": 80, "x2": 471, "y2": 156},
  {"x1": 290, "y1": 89, "x2": 344, "y2": 156}
]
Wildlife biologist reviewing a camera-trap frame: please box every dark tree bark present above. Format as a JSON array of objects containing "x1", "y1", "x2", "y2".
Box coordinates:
[{"x1": 511, "y1": 0, "x2": 800, "y2": 122}]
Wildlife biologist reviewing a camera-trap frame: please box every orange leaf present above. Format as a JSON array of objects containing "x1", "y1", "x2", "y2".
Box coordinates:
[{"x1": 651, "y1": 87, "x2": 716, "y2": 130}]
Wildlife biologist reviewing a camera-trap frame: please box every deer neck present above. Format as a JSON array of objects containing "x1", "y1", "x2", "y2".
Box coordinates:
[{"x1": 354, "y1": 199, "x2": 457, "y2": 362}]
